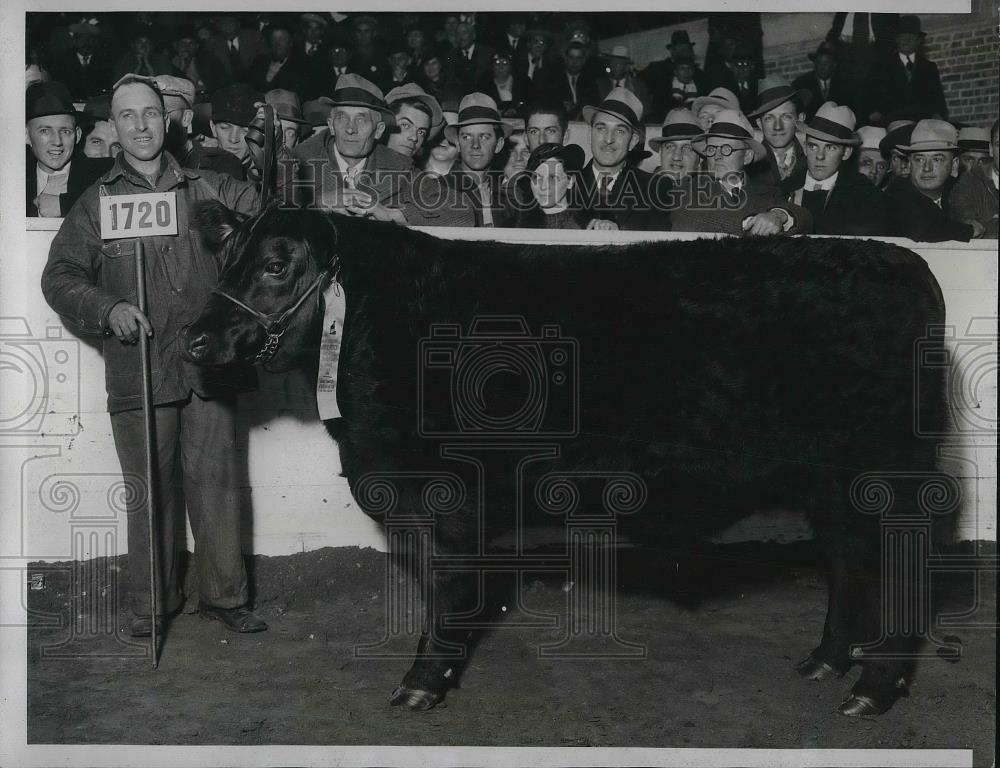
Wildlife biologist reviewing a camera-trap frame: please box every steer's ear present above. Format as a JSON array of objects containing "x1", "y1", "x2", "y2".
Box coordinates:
[{"x1": 192, "y1": 200, "x2": 242, "y2": 253}]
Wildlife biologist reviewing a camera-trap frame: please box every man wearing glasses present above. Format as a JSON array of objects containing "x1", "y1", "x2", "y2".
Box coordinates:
[{"x1": 672, "y1": 108, "x2": 811, "y2": 235}]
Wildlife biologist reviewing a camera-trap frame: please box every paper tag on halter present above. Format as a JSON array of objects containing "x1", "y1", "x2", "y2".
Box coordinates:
[{"x1": 316, "y1": 280, "x2": 347, "y2": 420}]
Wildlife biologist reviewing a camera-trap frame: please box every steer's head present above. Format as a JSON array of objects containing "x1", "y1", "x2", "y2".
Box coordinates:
[{"x1": 185, "y1": 202, "x2": 340, "y2": 372}]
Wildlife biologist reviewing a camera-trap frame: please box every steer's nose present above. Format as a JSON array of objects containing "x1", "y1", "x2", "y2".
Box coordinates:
[{"x1": 185, "y1": 331, "x2": 210, "y2": 361}]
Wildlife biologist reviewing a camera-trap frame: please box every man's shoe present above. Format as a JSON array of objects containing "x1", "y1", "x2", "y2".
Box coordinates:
[
  {"x1": 200, "y1": 603, "x2": 268, "y2": 633},
  {"x1": 129, "y1": 615, "x2": 166, "y2": 638}
]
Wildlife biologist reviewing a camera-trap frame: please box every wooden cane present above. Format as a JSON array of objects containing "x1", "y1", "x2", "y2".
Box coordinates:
[{"x1": 135, "y1": 237, "x2": 159, "y2": 668}]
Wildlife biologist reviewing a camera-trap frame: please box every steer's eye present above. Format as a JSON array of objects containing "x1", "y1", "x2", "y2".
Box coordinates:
[{"x1": 264, "y1": 262, "x2": 287, "y2": 276}]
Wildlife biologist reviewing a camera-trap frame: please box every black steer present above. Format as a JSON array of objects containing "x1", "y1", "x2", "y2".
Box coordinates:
[{"x1": 185, "y1": 202, "x2": 954, "y2": 716}]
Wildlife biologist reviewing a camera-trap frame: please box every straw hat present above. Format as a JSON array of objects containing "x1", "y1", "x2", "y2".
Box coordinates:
[
  {"x1": 798, "y1": 102, "x2": 861, "y2": 146},
  {"x1": 899, "y1": 119, "x2": 959, "y2": 152},
  {"x1": 582, "y1": 86, "x2": 645, "y2": 133},
  {"x1": 648, "y1": 108, "x2": 702, "y2": 149},
  {"x1": 444, "y1": 93, "x2": 514, "y2": 143},
  {"x1": 696, "y1": 108, "x2": 766, "y2": 161}
]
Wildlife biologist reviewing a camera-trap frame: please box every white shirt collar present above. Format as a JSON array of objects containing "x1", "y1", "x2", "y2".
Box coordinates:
[
  {"x1": 672, "y1": 77, "x2": 695, "y2": 91},
  {"x1": 541, "y1": 202, "x2": 570, "y2": 214},
  {"x1": 36, "y1": 161, "x2": 71, "y2": 190},
  {"x1": 719, "y1": 173, "x2": 745, "y2": 196},
  {"x1": 899, "y1": 52, "x2": 914, "y2": 65},
  {"x1": 332, "y1": 144, "x2": 365, "y2": 177},
  {"x1": 229, "y1": 37, "x2": 240, "y2": 50},
  {"x1": 805, "y1": 171, "x2": 838, "y2": 192},
  {"x1": 591, "y1": 164, "x2": 622, "y2": 189},
  {"x1": 991, "y1": 168, "x2": 999, "y2": 189}
]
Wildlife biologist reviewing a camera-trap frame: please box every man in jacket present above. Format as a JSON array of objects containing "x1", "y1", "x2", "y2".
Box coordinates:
[
  {"x1": 747, "y1": 75, "x2": 809, "y2": 198},
  {"x1": 948, "y1": 119, "x2": 999, "y2": 239},
  {"x1": 790, "y1": 102, "x2": 889, "y2": 235},
  {"x1": 41, "y1": 74, "x2": 270, "y2": 638},
  {"x1": 26, "y1": 81, "x2": 112, "y2": 217}
]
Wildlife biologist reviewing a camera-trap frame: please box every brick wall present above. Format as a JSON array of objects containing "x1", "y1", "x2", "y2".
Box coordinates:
[{"x1": 762, "y1": 6, "x2": 998, "y2": 128}]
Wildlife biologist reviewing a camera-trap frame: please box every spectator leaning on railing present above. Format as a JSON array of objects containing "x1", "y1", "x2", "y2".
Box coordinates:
[{"x1": 948, "y1": 119, "x2": 999, "y2": 239}]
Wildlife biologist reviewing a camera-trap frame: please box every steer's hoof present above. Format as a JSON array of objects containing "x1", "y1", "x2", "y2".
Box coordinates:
[
  {"x1": 795, "y1": 655, "x2": 845, "y2": 681},
  {"x1": 838, "y1": 693, "x2": 889, "y2": 717},
  {"x1": 389, "y1": 685, "x2": 443, "y2": 711}
]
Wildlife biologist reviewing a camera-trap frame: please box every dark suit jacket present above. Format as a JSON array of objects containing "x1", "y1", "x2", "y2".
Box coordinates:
[
  {"x1": 749, "y1": 139, "x2": 808, "y2": 200},
  {"x1": 792, "y1": 71, "x2": 855, "y2": 117},
  {"x1": 793, "y1": 166, "x2": 889, "y2": 236},
  {"x1": 571, "y1": 163, "x2": 673, "y2": 231},
  {"x1": 539, "y1": 69, "x2": 600, "y2": 120},
  {"x1": 49, "y1": 51, "x2": 114, "y2": 101},
  {"x1": 886, "y1": 178, "x2": 974, "y2": 242},
  {"x1": 948, "y1": 165, "x2": 999, "y2": 239},
  {"x1": 864, "y1": 51, "x2": 948, "y2": 124},
  {"x1": 481, "y1": 74, "x2": 537, "y2": 117},
  {"x1": 26, "y1": 149, "x2": 113, "y2": 217},
  {"x1": 204, "y1": 29, "x2": 268, "y2": 85},
  {"x1": 671, "y1": 172, "x2": 813, "y2": 235},
  {"x1": 445, "y1": 169, "x2": 513, "y2": 228},
  {"x1": 446, "y1": 43, "x2": 495, "y2": 93},
  {"x1": 248, "y1": 54, "x2": 310, "y2": 93}
]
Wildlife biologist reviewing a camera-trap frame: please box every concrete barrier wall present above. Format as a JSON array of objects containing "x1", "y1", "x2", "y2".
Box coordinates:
[{"x1": 1, "y1": 223, "x2": 995, "y2": 564}]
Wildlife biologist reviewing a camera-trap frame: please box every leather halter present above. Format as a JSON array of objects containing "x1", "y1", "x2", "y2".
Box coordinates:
[{"x1": 212, "y1": 272, "x2": 329, "y2": 363}]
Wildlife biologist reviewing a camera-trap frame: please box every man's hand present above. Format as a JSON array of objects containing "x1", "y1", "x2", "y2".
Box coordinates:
[
  {"x1": 344, "y1": 199, "x2": 409, "y2": 225},
  {"x1": 107, "y1": 301, "x2": 153, "y2": 344},
  {"x1": 742, "y1": 211, "x2": 783, "y2": 236},
  {"x1": 34, "y1": 193, "x2": 61, "y2": 218},
  {"x1": 586, "y1": 218, "x2": 620, "y2": 231},
  {"x1": 966, "y1": 219, "x2": 986, "y2": 239}
]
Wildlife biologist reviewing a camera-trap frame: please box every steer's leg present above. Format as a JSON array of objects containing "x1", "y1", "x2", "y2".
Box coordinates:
[{"x1": 390, "y1": 568, "x2": 487, "y2": 710}]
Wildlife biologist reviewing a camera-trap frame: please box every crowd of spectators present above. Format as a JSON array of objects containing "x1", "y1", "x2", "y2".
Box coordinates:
[{"x1": 26, "y1": 11, "x2": 998, "y2": 240}]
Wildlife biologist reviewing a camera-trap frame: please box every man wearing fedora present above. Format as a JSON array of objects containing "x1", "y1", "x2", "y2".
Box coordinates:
[
  {"x1": 879, "y1": 120, "x2": 915, "y2": 191},
  {"x1": 886, "y1": 119, "x2": 977, "y2": 241},
  {"x1": 956, "y1": 127, "x2": 993, "y2": 176},
  {"x1": 790, "y1": 102, "x2": 888, "y2": 236},
  {"x1": 383, "y1": 83, "x2": 443, "y2": 160},
  {"x1": 855, "y1": 125, "x2": 889, "y2": 190},
  {"x1": 444, "y1": 92, "x2": 514, "y2": 228},
  {"x1": 949, "y1": 119, "x2": 999, "y2": 239},
  {"x1": 793, "y1": 42, "x2": 854, "y2": 119},
  {"x1": 649, "y1": 108, "x2": 703, "y2": 183},
  {"x1": 446, "y1": 22, "x2": 495, "y2": 94},
  {"x1": 596, "y1": 46, "x2": 652, "y2": 119},
  {"x1": 540, "y1": 41, "x2": 599, "y2": 122},
  {"x1": 571, "y1": 87, "x2": 672, "y2": 231},
  {"x1": 640, "y1": 29, "x2": 703, "y2": 111},
  {"x1": 747, "y1": 76, "x2": 809, "y2": 198},
  {"x1": 672, "y1": 108, "x2": 811, "y2": 236},
  {"x1": 155, "y1": 75, "x2": 244, "y2": 178},
  {"x1": 205, "y1": 14, "x2": 267, "y2": 87},
  {"x1": 210, "y1": 83, "x2": 264, "y2": 181},
  {"x1": 249, "y1": 25, "x2": 309, "y2": 94},
  {"x1": 26, "y1": 81, "x2": 113, "y2": 217},
  {"x1": 691, "y1": 87, "x2": 740, "y2": 132},
  {"x1": 50, "y1": 21, "x2": 112, "y2": 101},
  {"x1": 864, "y1": 15, "x2": 948, "y2": 126},
  {"x1": 282, "y1": 73, "x2": 410, "y2": 212},
  {"x1": 265, "y1": 89, "x2": 311, "y2": 150},
  {"x1": 42, "y1": 74, "x2": 273, "y2": 637}
]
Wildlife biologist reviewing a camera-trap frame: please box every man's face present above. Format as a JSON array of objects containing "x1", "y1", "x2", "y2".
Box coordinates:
[
  {"x1": 353, "y1": 22, "x2": 375, "y2": 47},
  {"x1": 529, "y1": 35, "x2": 547, "y2": 58},
  {"x1": 814, "y1": 54, "x2": 836, "y2": 80},
  {"x1": 503, "y1": 134, "x2": 530, "y2": 178},
  {"x1": 84, "y1": 120, "x2": 117, "y2": 158},
  {"x1": 443, "y1": 16, "x2": 459, "y2": 35},
  {"x1": 909, "y1": 150, "x2": 956, "y2": 196},
  {"x1": 697, "y1": 104, "x2": 724, "y2": 131},
  {"x1": 733, "y1": 56, "x2": 754, "y2": 82},
  {"x1": 609, "y1": 59, "x2": 630, "y2": 80},
  {"x1": 305, "y1": 22, "x2": 324, "y2": 44},
  {"x1": 218, "y1": 17, "x2": 239, "y2": 40},
  {"x1": 331, "y1": 46, "x2": 351, "y2": 68},
  {"x1": 423, "y1": 57, "x2": 442, "y2": 80},
  {"x1": 492, "y1": 56, "x2": 512, "y2": 79},
  {"x1": 430, "y1": 134, "x2": 458, "y2": 164},
  {"x1": 958, "y1": 150, "x2": 991, "y2": 175},
  {"x1": 407, "y1": 29, "x2": 425, "y2": 51},
  {"x1": 212, "y1": 121, "x2": 249, "y2": 159},
  {"x1": 133, "y1": 36, "x2": 152, "y2": 57},
  {"x1": 280, "y1": 120, "x2": 300, "y2": 149},
  {"x1": 857, "y1": 148, "x2": 888, "y2": 187},
  {"x1": 565, "y1": 48, "x2": 587, "y2": 76},
  {"x1": 526, "y1": 112, "x2": 565, "y2": 150},
  {"x1": 74, "y1": 33, "x2": 95, "y2": 56},
  {"x1": 896, "y1": 33, "x2": 920, "y2": 56},
  {"x1": 27, "y1": 114, "x2": 79, "y2": 172},
  {"x1": 804, "y1": 138, "x2": 850, "y2": 181},
  {"x1": 389, "y1": 51, "x2": 411, "y2": 71},
  {"x1": 329, "y1": 106, "x2": 384, "y2": 159},
  {"x1": 175, "y1": 36, "x2": 197, "y2": 58},
  {"x1": 112, "y1": 83, "x2": 168, "y2": 164},
  {"x1": 386, "y1": 103, "x2": 430, "y2": 157},
  {"x1": 457, "y1": 122, "x2": 502, "y2": 171},
  {"x1": 531, "y1": 158, "x2": 574, "y2": 208},
  {"x1": 674, "y1": 62, "x2": 695, "y2": 84},
  {"x1": 590, "y1": 114, "x2": 637, "y2": 170},
  {"x1": 271, "y1": 30, "x2": 292, "y2": 60},
  {"x1": 890, "y1": 149, "x2": 910, "y2": 178},
  {"x1": 508, "y1": 22, "x2": 526, "y2": 38},
  {"x1": 760, "y1": 100, "x2": 800, "y2": 150},
  {"x1": 704, "y1": 136, "x2": 752, "y2": 180},
  {"x1": 456, "y1": 23, "x2": 475, "y2": 49},
  {"x1": 658, "y1": 139, "x2": 700, "y2": 182}
]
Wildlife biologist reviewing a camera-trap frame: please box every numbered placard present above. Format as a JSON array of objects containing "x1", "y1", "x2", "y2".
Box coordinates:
[{"x1": 99, "y1": 192, "x2": 178, "y2": 240}]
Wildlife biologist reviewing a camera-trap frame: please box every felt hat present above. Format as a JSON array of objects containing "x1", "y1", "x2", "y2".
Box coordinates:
[
  {"x1": 669, "y1": 30, "x2": 694, "y2": 49},
  {"x1": 302, "y1": 98, "x2": 332, "y2": 128},
  {"x1": 748, "y1": 75, "x2": 811, "y2": 118},
  {"x1": 857, "y1": 125, "x2": 887, "y2": 151},
  {"x1": 957, "y1": 126, "x2": 990, "y2": 152},
  {"x1": 798, "y1": 101, "x2": 862, "y2": 145},
  {"x1": 154, "y1": 75, "x2": 196, "y2": 110},
  {"x1": 300, "y1": 13, "x2": 329, "y2": 28},
  {"x1": 649, "y1": 107, "x2": 702, "y2": 148},
  {"x1": 879, "y1": 122, "x2": 915, "y2": 156},
  {"x1": 264, "y1": 89, "x2": 310, "y2": 125},
  {"x1": 68, "y1": 20, "x2": 101, "y2": 38},
  {"x1": 582, "y1": 86, "x2": 645, "y2": 133},
  {"x1": 601, "y1": 44, "x2": 632, "y2": 62},
  {"x1": 895, "y1": 15, "x2": 927, "y2": 38},
  {"x1": 444, "y1": 92, "x2": 514, "y2": 143},
  {"x1": 210, "y1": 83, "x2": 262, "y2": 126},
  {"x1": 350, "y1": 14, "x2": 378, "y2": 30},
  {"x1": 899, "y1": 119, "x2": 959, "y2": 152},
  {"x1": 26, "y1": 81, "x2": 78, "y2": 121},
  {"x1": 691, "y1": 87, "x2": 739, "y2": 117},
  {"x1": 696, "y1": 108, "x2": 766, "y2": 161},
  {"x1": 386, "y1": 82, "x2": 444, "y2": 135},
  {"x1": 526, "y1": 142, "x2": 585, "y2": 174},
  {"x1": 82, "y1": 94, "x2": 112, "y2": 121},
  {"x1": 319, "y1": 74, "x2": 393, "y2": 117}
]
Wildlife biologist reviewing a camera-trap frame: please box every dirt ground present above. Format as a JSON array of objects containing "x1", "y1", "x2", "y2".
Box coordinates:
[{"x1": 26, "y1": 540, "x2": 996, "y2": 763}]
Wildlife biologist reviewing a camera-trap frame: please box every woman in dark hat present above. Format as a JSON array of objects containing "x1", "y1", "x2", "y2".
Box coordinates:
[{"x1": 510, "y1": 142, "x2": 587, "y2": 229}]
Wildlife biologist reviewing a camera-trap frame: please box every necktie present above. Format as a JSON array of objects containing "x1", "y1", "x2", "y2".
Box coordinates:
[
  {"x1": 599, "y1": 174, "x2": 610, "y2": 206},
  {"x1": 569, "y1": 75, "x2": 578, "y2": 102},
  {"x1": 906, "y1": 57, "x2": 914, "y2": 78},
  {"x1": 465, "y1": 48, "x2": 472, "y2": 61},
  {"x1": 480, "y1": 180, "x2": 494, "y2": 227},
  {"x1": 802, "y1": 185, "x2": 825, "y2": 216},
  {"x1": 820, "y1": 79, "x2": 829, "y2": 99}
]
